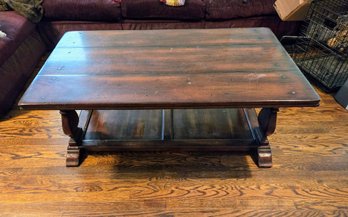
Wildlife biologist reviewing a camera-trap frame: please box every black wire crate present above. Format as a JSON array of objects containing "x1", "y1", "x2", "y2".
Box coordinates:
[
  {"x1": 282, "y1": 0, "x2": 348, "y2": 91},
  {"x1": 302, "y1": 0, "x2": 348, "y2": 57},
  {"x1": 282, "y1": 36, "x2": 348, "y2": 91}
]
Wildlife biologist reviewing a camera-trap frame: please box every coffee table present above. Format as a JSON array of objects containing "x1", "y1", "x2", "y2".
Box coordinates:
[{"x1": 19, "y1": 28, "x2": 320, "y2": 167}]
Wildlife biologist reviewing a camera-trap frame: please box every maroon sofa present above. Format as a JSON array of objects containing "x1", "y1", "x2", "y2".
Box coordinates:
[
  {"x1": 0, "y1": 0, "x2": 300, "y2": 116},
  {"x1": 0, "y1": 11, "x2": 46, "y2": 116}
]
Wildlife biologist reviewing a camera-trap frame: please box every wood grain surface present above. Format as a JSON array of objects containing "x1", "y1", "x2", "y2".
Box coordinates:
[
  {"x1": 80, "y1": 109, "x2": 256, "y2": 154},
  {"x1": 0, "y1": 87, "x2": 347, "y2": 216},
  {"x1": 84, "y1": 109, "x2": 251, "y2": 140},
  {"x1": 18, "y1": 29, "x2": 319, "y2": 109}
]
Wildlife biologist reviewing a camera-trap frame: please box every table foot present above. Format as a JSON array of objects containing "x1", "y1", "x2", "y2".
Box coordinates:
[
  {"x1": 257, "y1": 145, "x2": 272, "y2": 168},
  {"x1": 66, "y1": 146, "x2": 80, "y2": 167},
  {"x1": 256, "y1": 108, "x2": 278, "y2": 168},
  {"x1": 244, "y1": 108, "x2": 278, "y2": 168}
]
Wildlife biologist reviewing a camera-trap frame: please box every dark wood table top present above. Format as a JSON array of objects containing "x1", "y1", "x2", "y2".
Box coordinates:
[{"x1": 19, "y1": 28, "x2": 320, "y2": 110}]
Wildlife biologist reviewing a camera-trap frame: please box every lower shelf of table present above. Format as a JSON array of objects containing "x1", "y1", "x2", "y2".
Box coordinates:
[
  {"x1": 77, "y1": 108, "x2": 262, "y2": 153},
  {"x1": 65, "y1": 108, "x2": 272, "y2": 167}
]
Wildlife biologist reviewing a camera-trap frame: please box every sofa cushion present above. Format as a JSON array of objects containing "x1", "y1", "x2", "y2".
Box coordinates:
[
  {"x1": 122, "y1": 20, "x2": 205, "y2": 30},
  {"x1": 206, "y1": 0, "x2": 276, "y2": 20},
  {"x1": 122, "y1": 0, "x2": 205, "y2": 20},
  {"x1": 43, "y1": 0, "x2": 122, "y2": 21},
  {"x1": 0, "y1": 11, "x2": 35, "y2": 66}
]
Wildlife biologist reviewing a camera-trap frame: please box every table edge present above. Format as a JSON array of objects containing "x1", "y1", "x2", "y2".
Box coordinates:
[{"x1": 18, "y1": 99, "x2": 320, "y2": 110}]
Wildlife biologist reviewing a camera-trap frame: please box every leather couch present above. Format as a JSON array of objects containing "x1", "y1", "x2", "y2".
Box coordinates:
[{"x1": 0, "y1": 0, "x2": 300, "y2": 116}]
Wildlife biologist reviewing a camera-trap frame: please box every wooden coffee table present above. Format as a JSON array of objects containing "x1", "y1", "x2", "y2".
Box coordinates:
[{"x1": 19, "y1": 28, "x2": 320, "y2": 167}]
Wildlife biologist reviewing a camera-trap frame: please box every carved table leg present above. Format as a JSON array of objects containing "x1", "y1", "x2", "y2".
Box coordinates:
[
  {"x1": 60, "y1": 110, "x2": 83, "y2": 167},
  {"x1": 257, "y1": 108, "x2": 279, "y2": 168}
]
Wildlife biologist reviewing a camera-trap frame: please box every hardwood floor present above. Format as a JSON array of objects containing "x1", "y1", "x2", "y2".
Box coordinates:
[{"x1": 0, "y1": 88, "x2": 347, "y2": 216}]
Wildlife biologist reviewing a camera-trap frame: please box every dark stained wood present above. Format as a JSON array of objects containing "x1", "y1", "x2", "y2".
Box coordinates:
[
  {"x1": 173, "y1": 109, "x2": 251, "y2": 139},
  {"x1": 66, "y1": 144, "x2": 80, "y2": 167},
  {"x1": 244, "y1": 109, "x2": 267, "y2": 145},
  {"x1": 54, "y1": 28, "x2": 284, "y2": 48},
  {"x1": 59, "y1": 110, "x2": 81, "y2": 140},
  {"x1": 244, "y1": 108, "x2": 273, "y2": 167},
  {"x1": 162, "y1": 109, "x2": 173, "y2": 140},
  {"x1": 81, "y1": 108, "x2": 255, "y2": 148},
  {"x1": 258, "y1": 108, "x2": 279, "y2": 137},
  {"x1": 76, "y1": 109, "x2": 259, "y2": 166},
  {"x1": 82, "y1": 140, "x2": 257, "y2": 153},
  {"x1": 18, "y1": 28, "x2": 320, "y2": 110},
  {"x1": 0, "y1": 88, "x2": 347, "y2": 216},
  {"x1": 257, "y1": 146, "x2": 272, "y2": 168},
  {"x1": 17, "y1": 29, "x2": 321, "y2": 167},
  {"x1": 63, "y1": 108, "x2": 279, "y2": 167},
  {"x1": 85, "y1": 109, "x2": 252, "y2": 141},
  {"x1": 60, "y1": 110, "x2": 83, "y2": 167},
  {"x1": 85, "y1": 110, "x2": 163, "y2": 140}
]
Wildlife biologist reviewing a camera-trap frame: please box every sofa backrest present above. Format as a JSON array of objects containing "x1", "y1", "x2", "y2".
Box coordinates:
[{"x1": 42, "y1": 0, "x2": 277, "y2": 21}]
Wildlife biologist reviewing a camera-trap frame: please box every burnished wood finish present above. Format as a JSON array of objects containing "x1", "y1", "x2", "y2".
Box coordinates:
[
  {"x1": 242, "y1": 108, "x2": 272, "y2": 167},
  {"x1": 85, "y1": 109, "x2": 252, "y2": 141},
  {"x1": 0, "y1": 89, "x2": 347, "y2": 216},
  {"x1": 59, "y1": 110, "x2": 83, "y2": 167},
  {"x1": 257, "y1": 146, "x2": 272, "y2": 168},
  {"x1": 81, "y1": 109, "x2": 256, "y2": 152},
  {"x1": 162, "y1": 109, "x2": 173, "y2": 140},
  {"x1": 63, "y1": 108, "x2": 278, "y2": 167},
  {"x1": 17, "y1": 28, "x2": 321, "y2": 167},
  {"x1": 59, "y1": 110, "x2": 81, "y2": 140},
  {"x1": 258, "y1": 108, "x2": 279, "y2": 137},
  {"x1": 18, "y1": 28, "x2": 320, "y2": 110}
]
